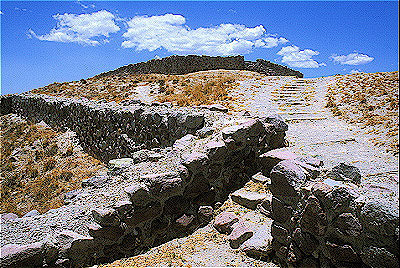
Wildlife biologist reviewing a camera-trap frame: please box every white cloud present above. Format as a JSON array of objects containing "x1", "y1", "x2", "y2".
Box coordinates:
[
  {"x1": 29, "y1": 10, "x2": 120, "y2": 46},
  {"x1": 121, "y1": 14, "x2": 287, "y2": 56},
  {"x1": 277, "y1": 45, "x2": 326, "y2": 68},
  {"x1": 331, "y1": 53, "x2": 374, "y2": 65},
  {"x1": 0, "y1": 11, "x2": 3, "y2": 15}
]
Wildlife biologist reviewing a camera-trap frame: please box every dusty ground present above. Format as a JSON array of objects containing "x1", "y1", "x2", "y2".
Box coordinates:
[{"x1": 0, "y1": 114, "x2": 105, "y2": 216}]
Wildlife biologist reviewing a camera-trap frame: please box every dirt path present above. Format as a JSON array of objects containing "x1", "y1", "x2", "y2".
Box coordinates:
[{"x1": 232, "y1": 75, "x2": 399, "y2": 201}]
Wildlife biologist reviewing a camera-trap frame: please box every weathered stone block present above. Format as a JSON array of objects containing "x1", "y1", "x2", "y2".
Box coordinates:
[
  {"x1": 213, "y1": 212, "x2": 239, "y2": 234},
  {"x1": 92, "y1": 208, "x2": 120, "y2": 227},
  {"x1": 231, "y1": 189, "x2": 268, "y2": 210},
  {"x1": 228, "y1": 222, "x2": 254, "y2": 249}
]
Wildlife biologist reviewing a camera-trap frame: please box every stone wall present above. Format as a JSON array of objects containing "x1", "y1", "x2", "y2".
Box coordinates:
[
  {"x1": 94, "y1": 55, "x2": 303, "y2": 79},
  {"x1": 260, "y1": 155, "x2": 399, "y2": 267},
  {"x1": 1, "y1": 93, "x2": 289, "y2": 267},
  {"x1": 1, "y1": 94, "x2": 213, "y2": 162}
]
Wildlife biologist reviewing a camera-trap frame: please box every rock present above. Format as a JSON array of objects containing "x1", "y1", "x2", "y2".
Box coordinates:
[
  {"x1": 333, "y1": 212, "x2": 362, "y2": 238},
  {"x1": 360, "y1": 246, "x2": 399, "y2": 268},
  {"x1": 87, "y1": 222, "x2": 125, "y2": 241},
  {"x1": 300, "y1": 195, "x2": 328, "y2": 237},
  {"x1": 182, "y1": 152, "x2": 208, "y2": 171},
  {"x1": 213, "y1": 212, "x2": 239, "y2": 234},
  {"x1": 91, "y1": 208, "x2": 120, "y2": 227},
  {"x1": 81, "y1": 175, "x2": 109, "y2": 188},
  {"x1": 260, "y1": 114, "x2": 288, "y2": 132},
  {"x1": 108, "y1": 158, "x2": 134, "y2": 169},
  {"x1": 1, "y1": 213, "x2": 19, "y2": 221},
  {"x1": 23, "y1": 210, "x2": 40, "y2": 218},
  {"x1": 240, "y1": 220, "x2": 273, "y2": 258},
  {"x1": 271, "y1": 196, "x2": 293, "y2": 224},
  {"x1": 55, "y1": 230, "x2": 97, "y2": 267},
  {"x1": 257, "y1": 194, "x2": 272, "y2": 217},
  {"x1": 205, "y1": 140, "x2": 227, "y2": 162},
  {"x1": 198, "y1": 206, "x2": 213, "y2": 223},
  {"x1": 0, "y1": 242, "x2": 44, "y2": 267},
  {"x1": 231, "y1": 189, "x2": 267, "y2": 210},
  {"x1": 292, "y1": 228, "x2": 319, "y2": 255},
  {"x1": 360, "y1": 199, "x2": 399, "y2": 237},
  {"x1": 251, "y1": 172, "x2": 271, "y2": 184},
  {"x1": 228, "y1": 222, "x2": 254, "y2": 249},
  {"x1": 183, "y1": 113, "x2": 204, "y2": 129},
  {"x1": 292, "y1": 159, "x2": 321, "y2": 180},
  {"x1": 173, "y1": 134, "x2": 196, "y2": 149},
  {"x1": 141, "y1": 172, "x2": 184, "y2": 200},
  {"x1": 222, "y1": 119, "x2": 265, "y2": 143},
  {"x1": 124, "y1": 202, "x2": 162, "y2": 226},
  {"x1": 207, "y1": 104, "x2": 229, "y2": 112},
  {"x1": 125, "y1": 183, "x2": 152, "y2": 206},
  {"x1": 196, "y1": 126, "x2": 215, "y2": 138},
  {"x1": 113, "y1": 200, "x2": 134, "y2": 219},
  {"x1": 328, "y1": 163, "x2": 362, "y2": 184},
  {"x1": 269, "y1": 160, "x2": 307, "y2": 199},
  {"x1": 176, "y1": 214, "x2": 195, "y2": 227},
  {"x1": 324, "y1": 241, "x2": 361, "y2": 264},
  {"x1": 271, "y1": 222, "x2": 289, "y2": 245},
  {"x1": 259, "y1": 148, "x2": 298, "y2": 175}
]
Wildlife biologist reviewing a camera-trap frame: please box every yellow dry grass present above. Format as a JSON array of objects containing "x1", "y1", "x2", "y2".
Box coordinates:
[
  {"x1": 326, "y1": 71, "x2": 399, "y2": 154},
  {"x1": 0, "y1": 114, "x2": 105, "y2": 215}
]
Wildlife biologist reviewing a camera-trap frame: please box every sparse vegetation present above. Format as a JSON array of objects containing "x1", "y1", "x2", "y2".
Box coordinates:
[
  {"x1": 0, "y1": 114, "x2": 105, "y2": 215},
  {"x1": 326, "y1": 71, "x2": 399, "y2": 154}
]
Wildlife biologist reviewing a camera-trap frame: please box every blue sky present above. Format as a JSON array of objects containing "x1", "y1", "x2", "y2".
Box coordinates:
[{"x1": 1, "y1": 1, "x2": 398, "y2": 95}]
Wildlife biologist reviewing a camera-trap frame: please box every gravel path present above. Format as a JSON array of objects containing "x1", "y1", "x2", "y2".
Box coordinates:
[{"x1": 231, "y1": 75, "x2": 399, "y2": 202}]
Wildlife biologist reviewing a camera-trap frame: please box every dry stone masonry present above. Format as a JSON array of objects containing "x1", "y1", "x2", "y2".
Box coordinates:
[
  {"x1": 94, "y1": 55, "x2": 303, "y2": 79},
  {"x1": 1, "y1": 93, "x2": 287, "y2": 267}
]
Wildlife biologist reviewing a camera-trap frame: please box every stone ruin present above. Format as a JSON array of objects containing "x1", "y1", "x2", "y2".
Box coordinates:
[
  {"x1": 94, "y1": 55, "x2": 304, "y2": 79},
  {"x1": 0, "y1": 83, "x2": 398, "y2": 268}
]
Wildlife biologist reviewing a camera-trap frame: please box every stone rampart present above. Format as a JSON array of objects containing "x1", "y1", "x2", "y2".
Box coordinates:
[{"x1": 94, "y1": 55, "x2": 303, "y2": 78}]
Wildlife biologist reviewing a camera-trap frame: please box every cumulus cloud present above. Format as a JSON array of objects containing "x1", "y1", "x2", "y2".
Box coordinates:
[
  {"x1": 121, "y1": 14, "x2": 287, "y2": 56},
  {"x1": 29, "y1": 10, "x2": 120, "y2": 46},
  {"x1": 277, "y1": 45, "x2": 326, "y2": 68},
  {"x1": 331, "y1": 53, "x2": 374, "y2": 65}
]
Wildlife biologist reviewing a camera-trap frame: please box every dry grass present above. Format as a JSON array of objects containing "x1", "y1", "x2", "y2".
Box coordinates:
[
  {"x1": 326, "y1": 71, "x2": 399, "y2": 154},
  {"x1": 30, "y1": 70, "x2": 252, "y2": 109},
  {"x1": 0, "y1": 114, "x2": 105, "y2": 215}
]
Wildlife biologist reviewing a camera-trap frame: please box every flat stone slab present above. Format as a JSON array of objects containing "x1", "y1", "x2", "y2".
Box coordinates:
[
  {"x1": 228, "y1": 222, "x2": 254, "y2": 249},
  {"x1": 241, "y1": 219, "x2": 274, "y2": 258},
  {"x1": 252, "y1": 172, "x2": 271, "y2": 184},
  {"x1": 231, "y1": 189, "x2": 268, "y2": 210},
  {"x1": 213, "y1": 212, "x2": 239, "y2": 234}
]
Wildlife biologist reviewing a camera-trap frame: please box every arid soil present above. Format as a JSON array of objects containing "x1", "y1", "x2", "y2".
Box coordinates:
[{"x1": 0, "y1": 114, "x2": 105, "y2": 215}]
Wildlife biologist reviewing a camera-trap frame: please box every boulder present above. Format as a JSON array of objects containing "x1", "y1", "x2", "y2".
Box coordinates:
[
  {"x1": 124, "y1": 202, "x2": 162, "y2": 226},
  {"x1": 173, "y1": 134, "x2": 196, "y2": 150},
  {"x1": 324, "y1": 241, "x2": 361, "y2": 264},
  {"x1": 141, "y1": 172, "x2": 184, "y2": 200},
  {"x1": 183, "y1": 113, "x2": 204, "y2": 129},
  {"x1": 292, "y1": 228, "x2": 319, "y2": 255},
  {"x1": 231, "y1": 189, "x2": 268, "y2": 210},
  {"x1": 205, "y1": 140, "x2": 227, "y2": 162},
  {"x1": 213, "y1": 212, "x2": 239, "y2": 234},
  {"x1": 271, "y1": 222, "x2": 289, "y2": 245},
  {"x1": 176, "y1": 214, "x2": 195, "y2": 228},
  {"x1": 87, "y1": 222, "x2": 125, "y2": 241},
  {"x1": 0, "y1": 242, "x2": 44, "y2": 267},
  {"x1": 300, "y1": 195, "x2": 328, "y2": 237},
  {"x1": 240, "y1": 220, "x2": 273, "y2": 258},
  {"x1": 228, "y1": 222, "x2": 254, "y2": 249},
  {"x1": 124, "y1": 183, "x2": 152, "y2": 206},
  {"x1": 91, "y1": 208, "x2": 120, "y2": 227},
  {"x1": 259, "y1": 148, "x2": 298, "y2": 175},
  {"x1": 333, "y1": 212, "x2": 362, "y2": 238},
  {"x1": 327, "y1": 163, "x2": 362, "y2": 184},
  {"x1": 182, "y1": 152, "x2": 208, "y2": 171},
  {"x1": 269, "y1": 160, "x2": 307, "y2": 199},
  {"x1": 260, "y1": 114, "x2": 288, "y2": 132},
  {"x1": 271, "y1": 196, "x2": 293, "y2": 225},
  {"x1": 198, "y1": 206, "x2": 213, "y2": 223},
  {"x1": 360, "y1": 199, "x2": 399, "y2": 237},
  {"x1": 222, "y1": 119, "x2": 265, "y2": 143}
]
